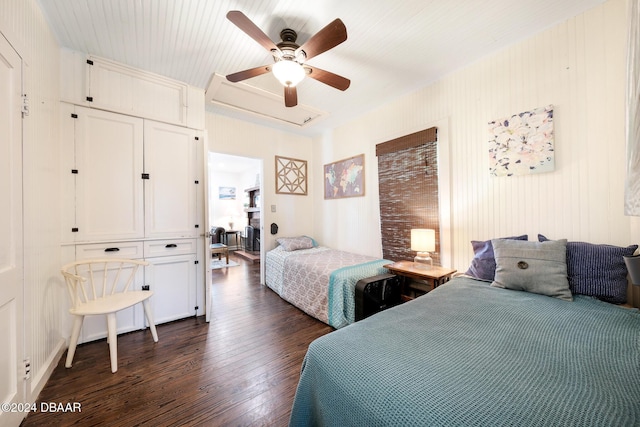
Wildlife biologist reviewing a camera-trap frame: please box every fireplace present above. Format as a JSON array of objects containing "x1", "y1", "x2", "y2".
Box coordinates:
[{"x1": 244, "y1": 225, "x2": 260, "y2": 252}]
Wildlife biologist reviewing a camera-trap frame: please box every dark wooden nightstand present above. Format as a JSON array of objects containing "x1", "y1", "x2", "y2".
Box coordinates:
[{"x1": 384, "y1": 261, "x2": 457, "y2": 300}]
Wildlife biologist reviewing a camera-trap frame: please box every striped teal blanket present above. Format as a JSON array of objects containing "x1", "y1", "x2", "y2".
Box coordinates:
[{"x1": 290, "y1": 277, "x2": 640, "y2": 426}]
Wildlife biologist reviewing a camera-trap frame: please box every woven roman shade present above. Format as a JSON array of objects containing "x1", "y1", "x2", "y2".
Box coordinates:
[{"x1": 376, "y1": 127, "x2": 439, "y2": 263}]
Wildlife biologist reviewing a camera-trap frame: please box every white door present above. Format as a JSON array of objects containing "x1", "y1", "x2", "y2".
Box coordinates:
[
  {"x1": 203, "y1": 138, "x2": 212, "y2": 322},
  {"x1": 0, "y1": 33, "x2": 25, "y2": 426},
  {"x1": 74, "y1": 107, "x2": 144, "y2": 241},
  {"x1": 143, "y1": 120, "x2": 198, "y2": 238}
]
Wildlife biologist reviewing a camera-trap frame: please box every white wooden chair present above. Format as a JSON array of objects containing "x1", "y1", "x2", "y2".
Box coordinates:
[{"x1": 61, "y1": 258, "x2": 159, "y2": 373}]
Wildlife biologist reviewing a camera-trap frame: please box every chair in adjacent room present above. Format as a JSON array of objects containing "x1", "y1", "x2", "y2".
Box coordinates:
[
  {"x1": 211, "y1": 226, "x2": 226, "y2": 245},
  {"x1": 61, "y1": 258, "x2": 159, "y2": 373},
  {"x1": 210, "y1": 226, "x2": 229, "y2": 262}
]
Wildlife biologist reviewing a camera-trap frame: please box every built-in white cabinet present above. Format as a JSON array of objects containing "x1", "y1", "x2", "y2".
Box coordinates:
[
  {"x1": 144, "y1": 120, "x2": 200, "y2": 239},
  {"x1": 60, "y1": 53, "x2": 205, "y2": 344},
  {"x1": 71, "y1": 239, "x2": 199, "y2": 343},
  {"x1": 60, "y1": 50, "x2": 205, "y2": 129},
  {"x1": 61, "y1": 104, "x2": 202, "y2": 243},
  {"x1": 73, "y1": 242, "x2": 146, "y2": 344},
  {"x1": 87, "y1": 57, "x2": 188, "y2": 126},
  {"x1": 146, "y1": 254, "x2": 197, "y2": 325},
  {"x1": 61, "y1": 105, "x2": 145, "y2": 242},
  {"x1": 144, "y1": 239, "x2": 198, "y2": 325}
]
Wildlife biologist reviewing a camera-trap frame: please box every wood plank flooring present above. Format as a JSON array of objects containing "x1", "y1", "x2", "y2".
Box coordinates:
[{"x1": 21, "y1": 254, "x2": 333, "y2": 427}]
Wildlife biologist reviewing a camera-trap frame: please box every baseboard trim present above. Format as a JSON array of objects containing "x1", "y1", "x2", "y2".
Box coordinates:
[{"x1": 30, "y1": 338, "x2": 66, "y2": 399}]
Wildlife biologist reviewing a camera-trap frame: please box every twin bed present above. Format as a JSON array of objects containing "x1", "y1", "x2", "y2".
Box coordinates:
[
  {"x1": 266, "y1": 235, "x2": 640, "y2": 426},
  {"x1": 265, "y1": 237, "x2": 391, "y2": 329}
]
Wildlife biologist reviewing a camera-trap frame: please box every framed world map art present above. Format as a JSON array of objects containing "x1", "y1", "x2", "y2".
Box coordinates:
[{"x1": 324, "y1": 154, "x2": 365, "y2": 199}]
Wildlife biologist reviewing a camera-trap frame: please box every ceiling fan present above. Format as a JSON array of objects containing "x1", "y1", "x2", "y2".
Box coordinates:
[{"x1": 225, "y1": 11, "x2": 350, "y2": 108}]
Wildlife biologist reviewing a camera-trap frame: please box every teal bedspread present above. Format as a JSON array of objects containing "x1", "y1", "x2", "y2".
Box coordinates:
[
  {"x1": 290, "y1": 277, "x2": 640, "y2": 426},
  {"x1": 328, "y1": 260, "x2": 392, "y2": 329}
]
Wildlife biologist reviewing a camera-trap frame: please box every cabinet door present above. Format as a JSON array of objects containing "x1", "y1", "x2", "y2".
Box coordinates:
[
  {"x1": 145, "y1": 253, "x2": 197, "y2": 324},
  {"x1": 144, "y1": 120, "x2": 199, "y2": 238},
  {"x1": 87, "y1": 56, "x2": 188, "y2": 126},
  {"x1": 74, "y1": 107, "x2": 144, "y2": 241}
]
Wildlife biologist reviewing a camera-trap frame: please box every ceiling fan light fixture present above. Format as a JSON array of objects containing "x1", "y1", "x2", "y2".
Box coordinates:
[
  {"x1": 272, "y1": 60, "x2": 305, "y2": 87},
  {"x1": 225, "y1": 11, "x2": 349, "y2": 107}
]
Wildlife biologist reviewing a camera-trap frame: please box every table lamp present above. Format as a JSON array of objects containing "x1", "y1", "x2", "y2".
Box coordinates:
[
  {"x1": 411, "y1": 229, "x2": 436, "y2": 269},
  {"x1": 623, "y1": 253, "x2": 640, "y2": 285}
]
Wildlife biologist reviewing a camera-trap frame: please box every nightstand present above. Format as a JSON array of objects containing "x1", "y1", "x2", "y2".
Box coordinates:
[{"x1": 384, "y1": 261, "x2": 457, "y2": 300}]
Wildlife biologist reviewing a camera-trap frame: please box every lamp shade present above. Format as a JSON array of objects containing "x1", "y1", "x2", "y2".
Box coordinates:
[
  {"x1": 624, "y1": 254, "x2": 640, "y2": 285},
  {"x1": 272, "y1": 60, "x2": 305, "y2": 87},
  {"x1": 411, "y1": 229, "x2": 436, "y2": 252}
]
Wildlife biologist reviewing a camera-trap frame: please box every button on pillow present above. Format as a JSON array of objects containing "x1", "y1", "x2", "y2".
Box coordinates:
[{"x1": 491, "y1": 239, "x2": 572, "y2": 301}]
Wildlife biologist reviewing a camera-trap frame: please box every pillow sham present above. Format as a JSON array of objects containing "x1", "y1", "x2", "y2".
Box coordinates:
[
  {"x1": 491, "y1": 238, "x2": 572, "y2": 301},
  {"x1": 303, "y1": 235, "x2": 319, "y2": 247},
  {"x1": 465, "y1": 235, "x2": 528, "y2": 281},
  {"x1": 538, "y1": 234, "x2": 638, "y2": 304},
  {"x1": 277, "y1": 236, "x2": 314, "y2": 252}
]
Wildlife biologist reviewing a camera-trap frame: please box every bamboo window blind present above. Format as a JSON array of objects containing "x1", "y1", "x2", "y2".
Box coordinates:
[{"x1": 376, "y1": 127, "x2": 440, "y2": 263}]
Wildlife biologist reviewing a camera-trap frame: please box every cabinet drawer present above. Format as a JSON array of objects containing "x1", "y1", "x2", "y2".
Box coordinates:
[
  {"x1": 144, "y1": 239, "x2": 197, "y2": 257},
  {"x1": 75, "y1": 241, "x2": 144, "y2": 260}
]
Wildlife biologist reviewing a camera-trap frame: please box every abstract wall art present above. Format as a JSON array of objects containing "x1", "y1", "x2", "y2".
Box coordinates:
[{"x1": 488, "y1": 105, "x2": 554, "y2": 177}]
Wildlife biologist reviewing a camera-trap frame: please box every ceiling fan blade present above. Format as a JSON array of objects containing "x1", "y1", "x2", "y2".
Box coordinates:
[
  {"x1": 284, "y1": 86, "x2": 297, "y2": 107},
  {"x1": 297, "y1": 18, "x2": 347, "y2": 61},
  {"x1": 226, "y1": 65, "x2": 271, "y2": 83},
  {"x1": 305, "y1": 66, "x2": 350, "y2": 91},
  {"x1": 227, "y1": 11, "x2": 281, "y2": 55}
]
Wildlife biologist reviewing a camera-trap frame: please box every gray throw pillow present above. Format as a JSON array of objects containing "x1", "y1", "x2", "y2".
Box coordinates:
[
  {"x1": 491, "y1": 239, "x2": 572, "y2": 301},
  {"x1": 277, "y1": 236, "x2": 314, "y2": 251}
]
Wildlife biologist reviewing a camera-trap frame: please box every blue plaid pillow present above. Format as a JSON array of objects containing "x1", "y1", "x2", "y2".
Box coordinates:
[{"x1": 538, "y1": 234, "x2": 637, "y2": 304}]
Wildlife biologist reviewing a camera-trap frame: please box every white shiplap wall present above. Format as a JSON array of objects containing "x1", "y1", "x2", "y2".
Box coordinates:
[
  {"x1": 316, "y1": 0, "x2": 640, "y2": 304},
  {"x1": 0, "y1": 0, "x2": 65, "y2": 403},
  {"x1": 205, "y1": 114, "x2": 316, "y2": 267}
]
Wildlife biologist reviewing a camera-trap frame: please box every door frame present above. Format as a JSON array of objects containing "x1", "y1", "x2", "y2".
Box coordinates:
[
  {"x1": 204, "y1": 150, "x2": 263, "y2": 322},
  {"x1": 203, "y1": 137, "x2": 212, "y2": 322},
  {"x1": 0, "y1": 30, "x2": 26, "y2": 427}
]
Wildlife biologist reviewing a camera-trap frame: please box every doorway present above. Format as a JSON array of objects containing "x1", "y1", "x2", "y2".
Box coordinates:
[{"x1": 207, "y1": 152, "x2": 262, "y2": 260}]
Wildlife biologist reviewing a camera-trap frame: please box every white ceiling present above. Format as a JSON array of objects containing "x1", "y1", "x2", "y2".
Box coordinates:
[{"x1": 37, "y1": 0, "x2": 605, "y2": 136}]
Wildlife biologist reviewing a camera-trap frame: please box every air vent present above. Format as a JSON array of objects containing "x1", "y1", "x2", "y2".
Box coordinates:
[{"x1": 205, "y1": 74, "x2": 327, "y2": 128}]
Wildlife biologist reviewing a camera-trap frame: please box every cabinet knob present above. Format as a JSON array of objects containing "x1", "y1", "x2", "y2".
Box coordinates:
[
  {"x1": 165, "y1": 244, "x2": 178, "y2": 248},
  {"x1": 104, "y1": 247, "x2": 120, "y2": 252}
]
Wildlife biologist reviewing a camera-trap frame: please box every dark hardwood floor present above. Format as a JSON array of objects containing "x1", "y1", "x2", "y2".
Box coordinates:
[{"x1": 21, "y1": 254, "x2": 333, "y2": 427}]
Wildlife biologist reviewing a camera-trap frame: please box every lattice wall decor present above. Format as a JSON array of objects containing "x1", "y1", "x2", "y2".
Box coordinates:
[{"x1": 275, "y1": 156, "x2": 308, "y2": 195}]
